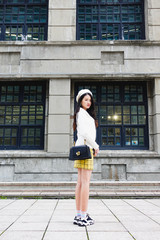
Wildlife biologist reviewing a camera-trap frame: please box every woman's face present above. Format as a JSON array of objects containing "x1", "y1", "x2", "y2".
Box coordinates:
[{"x1": 81, "y1": 94, "x2": 92, "y2": 110}]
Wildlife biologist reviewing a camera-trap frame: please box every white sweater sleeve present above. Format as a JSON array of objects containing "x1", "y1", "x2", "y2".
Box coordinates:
[{"x1": 77, "y1": 111, "x2": 99, "y2": 150}]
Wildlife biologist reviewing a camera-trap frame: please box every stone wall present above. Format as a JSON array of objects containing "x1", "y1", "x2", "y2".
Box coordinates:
[
  {"x1": 48, "y1": 0, "x2": 76, "y2": 41},
  {"x1": 47, "y1": 0, "x2": 160, "y2": 42},
  {"x1": 148, "y1": 0, "x2": 160, "y2": 40},
  {"x1": 0, "y1": 151, "x2": 160, "y2": 182},
  {"x1": 0, "y1": 0, "x2": 160, "y2": 181},
  {"x1": 0, "y1": 41, "x2": 160, "y2": 76}
]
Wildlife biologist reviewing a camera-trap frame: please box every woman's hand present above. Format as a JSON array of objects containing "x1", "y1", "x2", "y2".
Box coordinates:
[{"x1": 94, "y1": 148, "x2": 99, "y2": 157}]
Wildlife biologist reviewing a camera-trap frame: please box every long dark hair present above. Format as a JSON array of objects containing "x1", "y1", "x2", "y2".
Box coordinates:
[{"x1": 73, "y1": 93, "x2": 98, "y2": 131}]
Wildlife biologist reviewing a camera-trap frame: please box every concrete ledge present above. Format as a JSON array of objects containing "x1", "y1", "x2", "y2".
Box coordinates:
[
  {"x1": 0, "y1": 150, "x2": 159, "y2": 158},
  {"x1": 0, "y1": 40, "x2": 160, "y2": 46}
]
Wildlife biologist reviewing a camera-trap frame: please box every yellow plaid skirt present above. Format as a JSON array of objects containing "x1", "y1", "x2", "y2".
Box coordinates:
[{"x1": 74, "y1": 149, "x2": 94, "y2": 170}]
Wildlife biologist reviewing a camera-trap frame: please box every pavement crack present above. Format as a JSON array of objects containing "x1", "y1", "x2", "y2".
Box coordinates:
[
  {"x1": 101, "y1": 199, "x2": 136, "y2": 240},
  {"x1": 0, "y1": 199, "x2": 38, "y2": 237},
  {"x1": 0, "y1": 199, "x2": 17, "y2": 211},
  {"x1": 145, "y1": 199, "x2": 160, "y2": 208},
  {"x1": 41, "y1": 199, "x2": 59, "y2": 240},
  {"x1": 85, "y1": 226, "x2": 90, "y2": 240},
  {"x1": 123, "y1": 199, "x2": 160, "y2": 226}
]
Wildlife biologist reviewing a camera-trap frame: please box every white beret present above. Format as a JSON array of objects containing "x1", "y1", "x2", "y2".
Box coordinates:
[{"x1": 76, "y1": 89, "x2": 93, "y2": 103}]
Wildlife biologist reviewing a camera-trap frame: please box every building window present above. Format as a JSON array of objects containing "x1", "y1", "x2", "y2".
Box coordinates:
[
  {"x1": 77, "y1": 0, "x2": 145, "y2": 40},
  {"x1": 0, "y1": 81, "x2": 46, "y2": 150},
  {"x1": 0, "y1": 0, "x2": 48, "y2": 41},
  {"x1": 75, "y1": 82, "x2": 149, "y2": 150}
]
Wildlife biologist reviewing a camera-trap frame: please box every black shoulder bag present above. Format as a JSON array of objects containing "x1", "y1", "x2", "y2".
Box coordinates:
[{"x1": 69, "y1": 140, "x2": 91, "y2": 161}]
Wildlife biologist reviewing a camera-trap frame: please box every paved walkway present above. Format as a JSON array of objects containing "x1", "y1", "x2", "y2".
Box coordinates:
[{"x1": 0, "y1": 199, "x2": 160, "y2": 240}]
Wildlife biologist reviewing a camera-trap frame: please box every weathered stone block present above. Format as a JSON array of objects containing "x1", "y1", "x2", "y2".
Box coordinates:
[
  {"x1": 47, "y1": 134, "x2": 70, "y2": 153},
  {"x1": 0, "y1": 52, "x2": 20, "y2": 65},
  {"x1": 127, "y1": 173, "x2": 160, "y2": 181},
  {"x1": 49, "y1": 79, "x2": 70, "y2": 96},
  {"x1": 154, "y1": 78, "x2": 160, "y2": 95},
  {"x1": 148, "y1": 0, "x2": 160, "y2": 8},
  {"x1": 49, "y1": 96, "x2": 70, "y2": 114},
  {"x1": 49, "y1": 9, "x2": 76, "y2": 26},
  {"x1": 49, "y1": 0, "x2": 76, "y2": 9},
  {"x1": 148, "y1": 9, "x2": 160, "y2": 25},
  {"x1": 101, "y1": 51, "x2": 124, "y2": 65},
  {"x1": 153, "y1": 95, "x2": 160, "y2": 115},
  {"x1": 101, "y1": 164, "x2": 127, "y2": 181},
  {"x1": 0, "y1": 165, "x2": 14, "y2": 181},
  {"x1": 48, "y1": 115, "x2": 70, "y2": 134},
  {"x1": 149, "y1": 26, "x2": 160, "y2": 40},
  {"x1": 48, "y1": 26, "x2": 76, "y2": 41},
  {"x1": 153, "y1": 114, "x2": 160, "y2": 134}
]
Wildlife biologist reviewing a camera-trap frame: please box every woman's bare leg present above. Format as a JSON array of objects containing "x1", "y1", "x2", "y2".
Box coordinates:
[
  {"x1": 75, "y1": 168, "x2": 82, "y2": 211},
  {"x1": 80, "y1": 169, "x2": 92, "y2": 212}
]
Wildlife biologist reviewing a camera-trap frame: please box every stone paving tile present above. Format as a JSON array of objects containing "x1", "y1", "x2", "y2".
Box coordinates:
[
  {"x1": 146, "y1": 199, "x2": 160, "y2": 207},
  {"x1": 0, "y1": 216, "x2": 18, "y2": 222},
  {"x1": 117, "y1": 214, "x2": 151, "y2": 222},
  {"x1": 90, "y1": 215, "x2": 119, "y2": 223},
  {"x1": 0, "y1": 199, "x2": 160, "y2": 240},
  {"x1": 55, "y1": 204, "x2": 75, "y2": 210},
  {"x1": 0, "y1": 231, "x2": 44, "y2": 240},
  {"x1": 47, "y1": 222, "x2": 86, "y2": 232},
  {"x1": 107, "y1": 208, "x2": 141, "y2": 215},
  {"x1": 87, "y1": 222, "x2": 126, "y2": 232},
  {"x1": 53, "y1": 209, "x2": 75, "y2": 216},
  {"x1": 16, "y1": 215, "x2": 51, "y2": 223},
  {"x1": 0, "y1": 209, "x2": 25, "y2": 216},
  {"x1": 124, "y1": 199, "x2": 157, "y2": 206},
  {"x1": 136, "y1": 209, "x2": 160, "y2": 216},
  {"x1": 122, "y1": 221, "x2": 160, "y2": 232},
  {"x1": 50, "y1": 215, "x2": 75, "y2": 223},
  {"x1": 43, "y1": 232, "x2": 87, "y2": 240},
  {"x1": 0, "y1": 222, "x2": 14, "y2": 231},
  {"x1": 23, "y1": 209, "x2": 52, "y2": 216},
  {"x1": 88, "y1": 209, "x2": 113, "y2": 216},
  {"x1": 102, "y1": 199, "x2": 131, "y2": 206},
  {"x1": 131, "y1": 232, "x2": 160, "y2": 240},
  {"x1": 2, "y1": 200, "x2": 36, "y2": 209},
  {"x1": 8, "y1": 222, "x2": 47, "y2": 231},
  {"x1": 88, "y1": 232, "x2": 133, "y2": 240},
  {"x1": 149, "y1": 215, "x2": 160, "y2": 224}
]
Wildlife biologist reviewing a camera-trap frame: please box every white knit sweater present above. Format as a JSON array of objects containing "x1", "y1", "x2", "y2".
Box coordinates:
[{"x1": 75, "y1": 107, "x2": 99, "y2": 150}]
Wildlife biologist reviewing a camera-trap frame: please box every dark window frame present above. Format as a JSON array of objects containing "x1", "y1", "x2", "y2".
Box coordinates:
[
  {"x1": 0, "y1": 81, "x2": 46, "y2": 150},
  {"x1": 0, "y1": 0, "x2": 48, "y2": 41},
  {"x1": 76, "y1": 0, "x2": 145, "y2": 40},
  {"x1": 75, "y1": 81, "x2": 149, "y2": 150}
]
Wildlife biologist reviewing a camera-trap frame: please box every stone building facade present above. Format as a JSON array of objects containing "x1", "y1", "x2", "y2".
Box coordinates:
[{"x1": 0, "y1": 0, "x2": 160, "y2": 181}]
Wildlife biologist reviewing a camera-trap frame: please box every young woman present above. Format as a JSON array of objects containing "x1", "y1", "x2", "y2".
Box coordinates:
[{"x1": 73, "y1": 89, "x2": 99, "y2": 227}]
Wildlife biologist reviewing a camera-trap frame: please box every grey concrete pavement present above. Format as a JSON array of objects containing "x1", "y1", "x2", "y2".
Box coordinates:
[{"x1": 0, "y1": 199, "x2": 160, "y2": 240}]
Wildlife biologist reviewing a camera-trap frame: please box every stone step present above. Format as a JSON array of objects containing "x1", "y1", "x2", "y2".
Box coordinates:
[{"x1": 0, "y1": 181, "x2": 160, "y2": 190}]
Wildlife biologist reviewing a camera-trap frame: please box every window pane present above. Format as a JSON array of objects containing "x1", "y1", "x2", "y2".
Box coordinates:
[
  {"x1": 0, "y1": 82, "x2": 45, "y2": 149},
  {"x1": 77, "y1": 1, "x2": 144, "y2": 40},
  {"x1": 1, "y1": 2, "x2": 48, "y2": 41},
  {"x1": 76, "y1": 82, "x2": 148, "y2": 149}
]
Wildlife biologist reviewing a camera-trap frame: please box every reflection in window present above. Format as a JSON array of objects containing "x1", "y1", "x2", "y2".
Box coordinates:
[
  {"x1": 76, "y1": 81, "x2": 148, "y2": 149},
  {"x1": 0, "y1": 82, "x2": 45, "y2": 149},
  {"x1": 0, "y1": 0, "x2": 48, "y2": 41},
  {"x1": 77, "y1": 0, "x2": 145, "y2": 40}
]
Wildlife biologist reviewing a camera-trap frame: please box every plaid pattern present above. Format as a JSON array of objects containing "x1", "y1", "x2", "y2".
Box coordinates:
[{"x1": 74, "y1": 149, "x2": 94, "y2": 170}]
